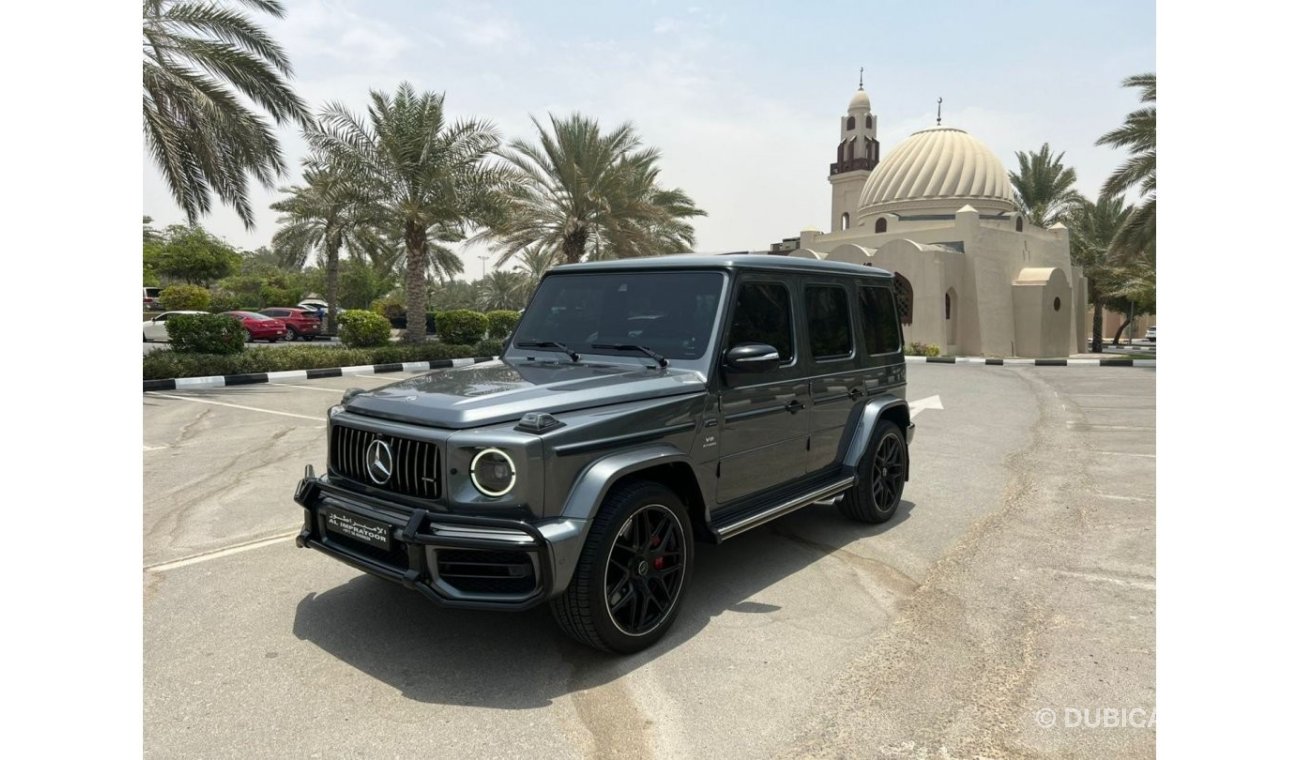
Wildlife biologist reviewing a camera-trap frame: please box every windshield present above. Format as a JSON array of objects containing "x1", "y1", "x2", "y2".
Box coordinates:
[{"x1": 511, "y1": 271, "x2": 725, "y2": 361}]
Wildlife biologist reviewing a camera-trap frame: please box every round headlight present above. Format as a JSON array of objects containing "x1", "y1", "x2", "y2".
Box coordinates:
[{"x1": 470, "y1": 448, "x2": 516, "y2": 497}]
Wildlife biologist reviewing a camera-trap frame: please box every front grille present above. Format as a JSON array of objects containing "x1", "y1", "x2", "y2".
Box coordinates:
[
  {"x1": 436, "y1": 549, "x2": 536, "y2": 595},
  {"x1": 330, "y1": 425, "x2": 441, "y2": 499}
]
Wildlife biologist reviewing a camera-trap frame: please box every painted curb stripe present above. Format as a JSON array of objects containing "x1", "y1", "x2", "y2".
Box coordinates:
[
  {"x1": 145, "y1": 355, "x2": 496, "y2": 393},
  {"x1": 903, "y1": 355, "x2": 1152, "y2": 367}
]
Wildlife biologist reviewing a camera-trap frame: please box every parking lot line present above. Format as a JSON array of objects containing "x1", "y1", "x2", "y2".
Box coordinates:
[
  {"x1": 146, "y1": 530, "x2": 300, "y2": 573},
  {"x1": 147, "y1": 392, "x2": 322, "y2": 421}
]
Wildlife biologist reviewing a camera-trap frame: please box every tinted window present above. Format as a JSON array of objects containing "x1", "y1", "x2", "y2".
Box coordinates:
[
  {"x1": 859, "y1": 286, "x2": 901, "y2": 354},
  {"x1": 728, "y1": 281, "x2": 794, "y2": 362},
  {"x1": 806, "y1": 285, "x2": 853, "y2": 359},
  {"x1": 511, "y1": 271, "x2": 724, "y2": 360},
  {"x1": 263, "y1": 309, "x2": 285, "y2": 317}
]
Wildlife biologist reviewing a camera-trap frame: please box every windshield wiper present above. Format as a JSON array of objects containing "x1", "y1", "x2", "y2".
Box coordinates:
[
  {"x1": 516, "y1": 340, "x2": 581, "y2": 362},
  {"x1": 592, "y1": 343, "x2": 669, "y2": 368}
]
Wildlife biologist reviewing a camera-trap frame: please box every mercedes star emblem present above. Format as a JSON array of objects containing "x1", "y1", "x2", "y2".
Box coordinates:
[{"x1": 365, "y1": 439, "x2": 394, "y2": 485}]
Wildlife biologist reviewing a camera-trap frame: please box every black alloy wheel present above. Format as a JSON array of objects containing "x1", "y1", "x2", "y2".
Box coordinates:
[
  {"x1": 552, "y1": 480, "x2": 694, "y2": 653},
  {"x1": 604, "y1": 505, "x2": 687, "y2": 637},
  {"x1": 838, "y1": 420, "x2": 907, "y2": 523}
]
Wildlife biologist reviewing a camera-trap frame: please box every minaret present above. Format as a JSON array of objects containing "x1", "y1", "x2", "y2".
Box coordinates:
[{"x1": 829, "y1": 69, "x2": 880, "y2": 232}]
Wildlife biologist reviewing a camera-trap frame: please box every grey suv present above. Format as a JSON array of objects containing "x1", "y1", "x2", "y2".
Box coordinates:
[{"x1": 294, "y1": 254, "x2": 912, "y2": 653}]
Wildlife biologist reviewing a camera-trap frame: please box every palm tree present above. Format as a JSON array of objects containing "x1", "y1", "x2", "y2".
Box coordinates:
[
  {"x1": 307, "y1": 83, "x2": 511, "y2": 341},
  {"x1": 143, "y1": 0, "x2": 310, "y2": 229},
  {"x1": 1068, "y1": 196, "x2": 1132, "y2": 352},
  {"x1": 1009, "y1": 143, "x2": 1083, "y2": 227},
  {"x1": 270, "y1": 161, "x2": 381, "y2": 333},
  {"x1": 476, "y1": 270, "x2": 528, "y2": 311},
  {"x1": 1097, "y1": 74, "x2": 1156, "y2": 260},
  {"x1": 486, "y1": 113, "x2": 706, "y2": 265},
  {"x1": 511, "y1": 244, "x2": 561, "y2": 294}
]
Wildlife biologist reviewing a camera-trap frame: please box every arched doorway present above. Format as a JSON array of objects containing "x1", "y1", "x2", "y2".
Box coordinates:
[{"x1": 840, "y1": 212, "x2": 850, "y2": 231}]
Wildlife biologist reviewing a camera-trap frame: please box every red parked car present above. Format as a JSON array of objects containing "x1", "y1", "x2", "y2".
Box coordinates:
[
  {"x1": 222, "y1": 311, "x2": 288, "y2": 343},
  {"x1": 260, "y1": 307, "x2": 322, "y2": 341}
]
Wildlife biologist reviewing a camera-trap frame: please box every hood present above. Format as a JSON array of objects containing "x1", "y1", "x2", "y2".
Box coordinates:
[{"x1": 345, "y1": 359, "x2": 707, "y2": 429}]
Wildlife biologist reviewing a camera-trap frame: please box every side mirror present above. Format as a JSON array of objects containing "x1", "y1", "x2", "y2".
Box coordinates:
[{"x1": 724, "y1": 343, "x2": 781, "y2": 373}]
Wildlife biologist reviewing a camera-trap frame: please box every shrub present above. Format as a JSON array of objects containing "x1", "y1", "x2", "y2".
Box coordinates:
[
  {"x1": 338, "y1": 309, "x2": 392, "y2": 347},
  {"x1": 260, "y1": 285, "x2": 300, "y2": 308},
  {"x1": 159, "y1": 284, "x2": 211, "y2": 311},
  {"x1": 143, "y1": 343, "x2": 480, "y2": 380},
  {"x1": 437, "y1": 309, "x2": 488, "y2": 345},
  {"x1": 904, "y1": 341, "x2": 941, "y2": 357},
  {"x1": 371, "y1": 295, "x2": 406, "y2": 321},
  {"x1": 166, "y1": 313, "x2": 246, "y2": 354},
  {"x1": 209, "y1": 290, "x2": 243, "y2": 313},
  {"x1": 485, "y1": 310, "x2": 521, "y2": 339},
  {"x1": 474, "y1": 338, "x2": 503, "y2": 357}
]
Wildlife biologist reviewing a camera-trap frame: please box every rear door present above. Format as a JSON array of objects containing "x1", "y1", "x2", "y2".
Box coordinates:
[
  {"x1": 715, "y1": 277, "x2": 811, "y2": 504},
  {"x1": 803, "y1": 280, "x2": 866, "y2": 474}
]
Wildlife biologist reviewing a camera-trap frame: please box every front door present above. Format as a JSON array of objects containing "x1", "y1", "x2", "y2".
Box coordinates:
[{"x1": 715, "y1": 277, "x2": 810, "y2": 505}]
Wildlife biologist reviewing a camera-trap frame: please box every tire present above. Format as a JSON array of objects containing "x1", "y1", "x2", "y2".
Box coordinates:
[
  {"x1": 287, "y1": 327, "x2": 299, "y2": 341},
  {"x1": 838, "y1": 420, "x2": 907, "y2": 523},
  {"x1": 551, "y1": 480, "x2": 694, "y2": 653},
  {"x1": 245, "y1": 329, "x2": 255, "y2": 343}
]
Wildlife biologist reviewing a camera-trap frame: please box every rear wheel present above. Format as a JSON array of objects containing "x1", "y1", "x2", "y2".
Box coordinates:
[
  {"x1": 551, "y1": 481, "x2": 693, "y2": 653},
  {"x1": 838, "y1": 420, "x2": 907, "y2": 523}
]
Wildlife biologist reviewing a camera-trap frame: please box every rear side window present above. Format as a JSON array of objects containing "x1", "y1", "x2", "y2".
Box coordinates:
[
  {"x1": 805, "y1": 285, "x2": 853, "y2": 360},
  {"x1": 728, "y1": 281, "x2": 794, "y2": 362},
  {"x1": 859, "y1": 286, "x2": 901, "y2": 354},
  {"x1": 263, "y1": 309, "x2": 284, "y2": 317}
]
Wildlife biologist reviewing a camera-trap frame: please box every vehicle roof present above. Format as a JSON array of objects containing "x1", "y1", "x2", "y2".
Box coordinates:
[{"x1": 550, "y1": 253, "x2": 895, "y2": 279}]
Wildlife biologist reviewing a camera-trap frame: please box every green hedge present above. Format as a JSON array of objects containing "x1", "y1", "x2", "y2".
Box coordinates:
[
  {"x1": 438, "y1": 309, "x2": 488, "y2": 345},
  {"x1": 904, "y1": 341, "x2": 942, "y2": 357},
  {"x1": 167, "y1": 313, "x2": 246, "y2": 354},
  {"x1": 474, "y1": 338, "x2": 503, "y2": 357},
  {"x1": 143, "y1": 343, "x2": 480, "y2": 380},
  {"x1": 159, "y1": 284, "x2": 211, "y2": 311},
  {"x1": 339, "y1": 309, "x2": 391, "y2": 347},
  {"x1": 485, "y1": 310, "x2": 521, "y2": 339}
]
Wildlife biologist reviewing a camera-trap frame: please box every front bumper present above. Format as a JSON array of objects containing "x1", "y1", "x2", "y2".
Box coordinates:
[{"x1": 294, "y1": 466, "x2": 582, "y2": 610}]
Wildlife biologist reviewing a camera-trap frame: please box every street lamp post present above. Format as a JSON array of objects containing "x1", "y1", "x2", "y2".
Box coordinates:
[{"x1": 478, "y1": 255, "x2": 490, "y2": 278}]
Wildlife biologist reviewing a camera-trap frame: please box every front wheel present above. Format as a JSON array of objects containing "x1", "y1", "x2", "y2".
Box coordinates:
[
  {"x1": 245, "y1": 329, "x2": 255, "y2": 343},
  {"x1": 838, "y1": 420, "x2": 907, "y2": 523},
  {"x1": 551, "y1": 481, "x2": 693, "y2": 653},
  {"x1": 286, "y1": 327, "x2": 300, "y2": 341}
]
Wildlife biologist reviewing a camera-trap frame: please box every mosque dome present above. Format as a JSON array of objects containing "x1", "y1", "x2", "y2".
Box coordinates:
[
  {"x1": 848, "y1": 88, "x2": 871, "y2": 112},
  {"x1": 857, "y1": 125, "x2": 1016, "y2": 217}
]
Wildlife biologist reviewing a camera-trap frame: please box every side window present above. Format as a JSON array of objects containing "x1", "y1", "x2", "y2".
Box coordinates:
[
  {"x1": 805, "y1": 285, "x2": 853, "y2": 360},
  {"x1": 728, "y1": 281, "x2": 794, "y2": 363},
  {"x1": 859, "y1": 286, "x2": 901, "y2": 354}
]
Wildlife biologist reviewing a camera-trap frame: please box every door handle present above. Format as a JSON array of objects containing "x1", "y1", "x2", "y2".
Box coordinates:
[{"x1": 785, "y1": 399, "x2": 805, "y2": 413}]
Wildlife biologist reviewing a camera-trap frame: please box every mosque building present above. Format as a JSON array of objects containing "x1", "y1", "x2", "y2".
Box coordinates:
[{"x1": 777, "y1": 79, "x2": 1087, "y2": 357}]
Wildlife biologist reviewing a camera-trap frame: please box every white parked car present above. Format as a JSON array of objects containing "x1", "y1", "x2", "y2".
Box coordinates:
[
  {"x1": 143, "y1": 311, "x2": 208, "y2": 342},
  {"x1": 1144, "y1": 326, "x2": 1156, "y2": 342}
]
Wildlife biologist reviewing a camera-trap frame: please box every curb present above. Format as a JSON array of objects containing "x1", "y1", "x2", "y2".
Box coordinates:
[
  {"x1": 904, "y1": 356, "x2": 1154, "y2": 367},
  {"x1": 143, "y1": 356, "x2": 495, "y2": 392}
]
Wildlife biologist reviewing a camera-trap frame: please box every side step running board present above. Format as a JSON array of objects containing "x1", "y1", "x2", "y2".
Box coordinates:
[{"x1": 713, "y1": 476, "x2": 856, "y2": 541}]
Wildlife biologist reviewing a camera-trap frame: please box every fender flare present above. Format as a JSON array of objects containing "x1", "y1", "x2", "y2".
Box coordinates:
[
  {"x1": 842, "y1": 394, "x2": 911, "y2": 473},
  {"x1": 559, "y1": 443, "x2": 697, "y2": 521}
]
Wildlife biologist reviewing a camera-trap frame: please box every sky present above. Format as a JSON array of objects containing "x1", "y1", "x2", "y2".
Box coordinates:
[{"x1": 142, "y1": 0, "x2": 1156, "y2": 280}]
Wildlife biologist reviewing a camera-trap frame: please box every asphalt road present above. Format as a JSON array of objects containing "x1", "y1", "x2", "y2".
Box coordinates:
[{"x1": 143, "y1": 364, "x2": 1155, "y2": 759}]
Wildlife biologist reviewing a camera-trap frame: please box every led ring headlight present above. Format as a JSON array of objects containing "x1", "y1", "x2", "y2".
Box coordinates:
[{"x1": 470, "y1": 448, "x2": 516, "y2": 497}]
